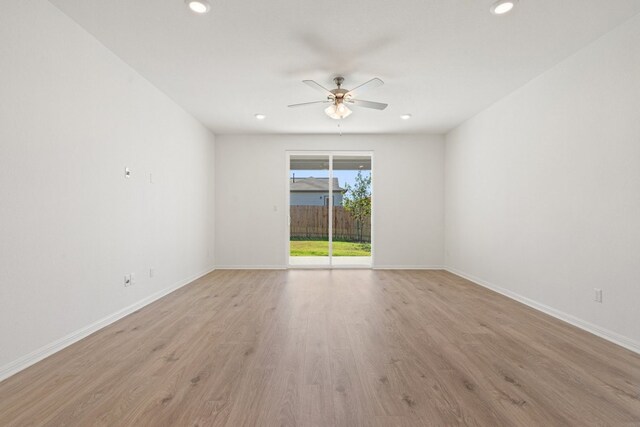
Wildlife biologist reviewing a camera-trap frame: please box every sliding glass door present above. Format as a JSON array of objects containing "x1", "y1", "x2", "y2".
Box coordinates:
[{"x1": 288, "y1": 152, "x2": 372, "y2": 268}]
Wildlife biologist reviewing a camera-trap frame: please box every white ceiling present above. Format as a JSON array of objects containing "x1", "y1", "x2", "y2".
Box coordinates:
[{"x1": 49, "y1": 0, "x2": 640, "y2": 135}]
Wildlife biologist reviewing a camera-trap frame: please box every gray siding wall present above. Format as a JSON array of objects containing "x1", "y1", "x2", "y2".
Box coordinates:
[{"x1": 290, "y1": 192, "x2": 343, "y2": 206}]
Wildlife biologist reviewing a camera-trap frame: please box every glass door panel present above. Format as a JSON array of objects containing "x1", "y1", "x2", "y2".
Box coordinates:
[
  {"x1": 331, "y1": 155, "x2": 372, "y2": 267},
  {"x1": 289, "y1": 154, "x2": 331, "y2": 266}
]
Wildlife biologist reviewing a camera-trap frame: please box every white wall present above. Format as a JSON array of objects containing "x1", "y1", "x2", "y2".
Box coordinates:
[
  {"x1": 215, "y1": 135, "x2": 444, "y2": 268},
  {"x1": 445, "y1": 15, "x2": 640, "y2": 351},
  {"x1": 0, "y1": 0, "x2": 215, "y2": 377}
]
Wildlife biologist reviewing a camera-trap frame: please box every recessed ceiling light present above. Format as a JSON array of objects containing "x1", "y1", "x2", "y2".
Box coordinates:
[
  {"x1": 254, "y1": 114, "x2": 266, "y2": 120},
  {"x1": 490, "y1": 0, "x2": 517, "y2": 15},
  {"x1": 186, "y1": 0, "x2": 210, "y2": 14},
  {"x1": 400, "y1": 114, "x2": 412, "y2": 120}
]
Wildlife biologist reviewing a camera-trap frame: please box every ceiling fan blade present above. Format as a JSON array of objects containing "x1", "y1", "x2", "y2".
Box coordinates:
[
  {"x1": 347, "y1": 99, "x2": 388, "y2": 110},
  {"x1": 302, "y1": 80, "x2": 334, "y2": 97},
  {"x1": 287, "y1": 100, "x2": 331, "y2": 108},
  {"x1": 346, "y1": 77, "x2": 384, "y2": 96}
]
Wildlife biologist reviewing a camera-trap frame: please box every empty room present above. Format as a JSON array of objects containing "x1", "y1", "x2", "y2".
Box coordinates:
[{"x1": 1, "y1": 0, "x2": 639, "y2": 425}]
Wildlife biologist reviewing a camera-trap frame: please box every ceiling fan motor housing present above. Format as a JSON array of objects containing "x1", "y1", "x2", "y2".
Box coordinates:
[
  {"x1": 329, "y1": 76, "x2": 351, "y2": 104},
  {"x1": 329, "y1": 88, "x2": 350, "y2": 103}
]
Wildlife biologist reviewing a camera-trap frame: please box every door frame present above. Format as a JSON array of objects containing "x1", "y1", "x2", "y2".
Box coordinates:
[{"x1": 286, "y1": 150, "x2": 375, "y2": 269}]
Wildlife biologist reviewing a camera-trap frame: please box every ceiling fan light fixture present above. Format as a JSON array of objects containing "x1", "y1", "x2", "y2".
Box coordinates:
[
  {"x1": 490, "y1": 0, "x2": 517, "y2": 15},
  {"x1": 325, "y1": 103, "x2": 352, "y2": 120},
  {"x1": 186, "y1": 0, "x2": 210, "y2": 14}
]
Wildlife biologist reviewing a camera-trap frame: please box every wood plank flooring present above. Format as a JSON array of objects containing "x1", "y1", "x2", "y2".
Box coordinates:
[{"x1": 0, "y1": 269, "x2": 639, "y2": 426}]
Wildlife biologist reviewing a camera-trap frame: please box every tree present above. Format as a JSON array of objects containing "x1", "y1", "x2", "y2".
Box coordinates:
[{"x1": 342, "y1": 171, "x2": 371, "y2": 242}]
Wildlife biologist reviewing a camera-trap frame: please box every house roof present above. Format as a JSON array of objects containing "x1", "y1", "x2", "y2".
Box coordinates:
[{"x1": 290, "y1": 177, "x2": 345, "y2": 193}]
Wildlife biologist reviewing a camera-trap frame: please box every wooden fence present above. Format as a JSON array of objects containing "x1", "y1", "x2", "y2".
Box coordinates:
[{"x1": 290, "y1": 206, "x2": 371, "y2": 242}]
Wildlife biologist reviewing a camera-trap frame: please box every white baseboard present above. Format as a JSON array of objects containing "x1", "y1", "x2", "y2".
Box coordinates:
[
  {"x1": 374, "y1": 265, "x2": 444, "y2": 270},
  {"x1": 215, "y1": 265, "x2": 287, "y2": 270},
  {"x1": 0, "y1": 266, "x2": 216, "y2": 383},
  {"x1": 445, "y1": 267, "x2": 640, "y2": 355},
  {"x1": 215, "y1": 265, "x2": 444, "y2": 270},
  {"x1": 290, "y1": 266, "x2": 372, "y2": 269}
]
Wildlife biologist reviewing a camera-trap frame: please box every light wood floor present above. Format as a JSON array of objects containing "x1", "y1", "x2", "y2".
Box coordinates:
[{"x1": 1, "y1": 270, "x2": 639, "y2": 426}]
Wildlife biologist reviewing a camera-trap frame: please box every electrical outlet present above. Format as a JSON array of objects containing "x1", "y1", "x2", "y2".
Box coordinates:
[
  {"x1": 124, "y1": 274, "x2": 131, "y2": 287},
  {"x1": 594, "y1": 288, "x2": 603, "y2": 303}
]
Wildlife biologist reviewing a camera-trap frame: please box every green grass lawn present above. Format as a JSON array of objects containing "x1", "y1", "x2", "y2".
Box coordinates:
[{"x1": 290, "y1": 240, "x2": 371, "y2": 256}]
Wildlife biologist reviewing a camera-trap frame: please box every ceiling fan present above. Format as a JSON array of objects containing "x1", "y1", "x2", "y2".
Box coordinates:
[{"x1": 288, "y1": 76, "x2": 388, "y2": 120}]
